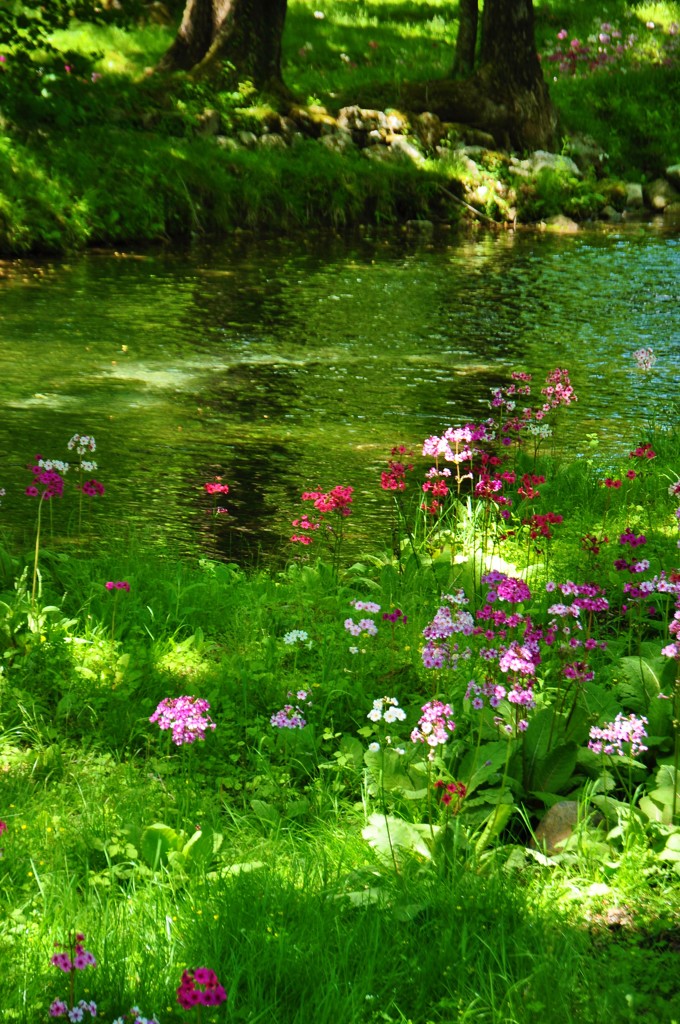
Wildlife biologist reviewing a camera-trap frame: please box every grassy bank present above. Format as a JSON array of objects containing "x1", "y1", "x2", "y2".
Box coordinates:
[
  {"x1": 1, "y1": 364, "x2": 680, "y2": 1021},
  {"x1": 0, "y1": 0, "x2": 678, "y2": 253}
]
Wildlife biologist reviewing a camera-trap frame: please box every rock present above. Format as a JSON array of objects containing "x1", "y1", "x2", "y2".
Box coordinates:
[
  {"x1": 388, "y1": 135, "x2": 425, "y2": 164},
  {"x1": 196, "y1": 108, "x2": 221, "y2": 136},
  {"x1": 319, "y1": 131, "x2": 356, "y2": 154},
  {"x1": 215, "y1": 136, "x2": 243, "y2": 152},
  {"x1": 664, "y1": 201, "x2": 680, "y2": 227},
  {"x1": 288, "y1": 104, "x2": 337, "y2": 138},
  {"x1": 411, "y1": 111, "x2": 446, "y2": 150},
  {"x1": 644, "y1": 177, "x2": 678, "y2": 210},
  {"x1": 665, "y1": 163, "x2": 680, "y2": 188},
  {"x1": 237, "y1": 131, "x2": 258, "y2": 149},
  {"x1": 624, "y1": 182, "x2": 644, "y2": 209},
  {"x1": 385, "y1": 110, "x2": 409, "y2": 134},
  {"x1": 337, "y1": 106, "x2": 389, "y2": 135},
  {"x1": 514, "y1": 151, "x2": 582, "y2": 178},
  {"x1": 543, "y1": 214, "x2": 579, "y2": 234},
  {"x1": 599, "y1": 204, "x2": 623, "y2": 222},
  {"x1": 567, "y1": 133, "x2": 608, "y2": 173},
  {"x1": 533, "y1": 801, "x2": 580, "y2": 854},
  {"x1": 258, "y1": 134, "x2": 287, "y2": 150}
]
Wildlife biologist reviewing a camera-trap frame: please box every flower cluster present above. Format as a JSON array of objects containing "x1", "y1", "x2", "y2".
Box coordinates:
[
  {"x1": 282, "y1": 629, "x2": 309, "y2": 645},
  {"x1": 483, "y1": 572, "x2": 531, "y2": 605},
  {"x1": 67, "y1": 434, "x2": 96, "y2": 456},
  {"x1": 540, "y1": 368, "x2": 577, "y2": 412},
  {"x1": 661, "y1": 597, "x2": 680, "y2": 659},
  {"x1": 204, "y1": 479, "x2": 229, "y2": 514},
  {"x1": 204, "y1": 480, "x2": 229, "y2": 495},
  {"x1": 588, "y1": 714, "x2": 648, "y2": 757},
  {"x1": 149, "y1": 696, "x2": 216, "y2": 745},
  {"x1": 49, "y1": 999, "x2": 97, "y2": 1020},
  {"x1": 345, "y1": 599, "x2": 381, "y2": 638},
  {"x1": 410, "y1": 700, "x2": 456, "y2": 753},
  {"x1": 51, "y1": 935, "x2": 96, "y2": 973},
  {"x1": 271, "y1": 691, "x2": 312, "y2": 729},
  {"x1": 105, "y1": 581, "x2": 130, "y2": 591},
  {"x1": 177, "y1": 968, "x2": 227, "y2": 1009},
  {"x1": 81, "y1": 479, "x2": 105, "y2": 497},
  {"x1": 382, "y1": 607, "x2": 407, "y2": 625},
  {"x1": 26, "y1": 458, "x2": 64, "y2": 500},
  {"x1": 633, "y1": 346, "x2": 656, "y2": 371},
  {"x1": 630, "y1": 442, "x2": 656, "y2": 460},
  {"x1": 381, "y1": 446, "x2": 415, "y2": 491},
  {"x1": 291, "y1": 484, "x2": 353, "y2": 543},
  {"x1": 367, "y1": 696, "x2": 407, "y2": 725},
  {"x1": 434, "y1": 779, "x2": 467, "y2": 807}
]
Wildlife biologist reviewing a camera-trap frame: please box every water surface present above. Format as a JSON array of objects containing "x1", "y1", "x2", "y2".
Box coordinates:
[{"x1": 1, "y1": 229, "x2": 678, "y2": 562}]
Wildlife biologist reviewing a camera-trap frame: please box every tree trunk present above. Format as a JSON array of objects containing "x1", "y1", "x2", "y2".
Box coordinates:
[
  {"x1": 158, "y1": 0, "x2": 288, "y2": 92},
  {"x1": 452, "y1": 0, "x2": 478, "y2": 78},
  {"x1": 403, "y1": 0, "x2": 557, "y2": 152}
]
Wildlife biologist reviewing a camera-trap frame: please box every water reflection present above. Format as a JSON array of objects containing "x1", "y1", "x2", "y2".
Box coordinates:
[{"x1": 0, "y1": 231, "x2": 678, "y2": 563}]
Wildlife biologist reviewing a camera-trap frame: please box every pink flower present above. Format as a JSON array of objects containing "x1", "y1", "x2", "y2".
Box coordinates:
[{"x1": 150, "y1": 696, "x2": 216, "y2": 745}]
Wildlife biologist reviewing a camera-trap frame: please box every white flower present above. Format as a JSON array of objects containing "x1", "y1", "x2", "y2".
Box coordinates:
[{"x1": 368, "y1": 742, "x2": 380, "y2": 752}]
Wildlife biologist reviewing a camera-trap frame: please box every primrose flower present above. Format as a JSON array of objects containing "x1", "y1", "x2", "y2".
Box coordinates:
[
  {"x1": 204, "y1": 480, "x2": 229, "y2": 495},
  {"x1": 105, "y1": 581, "x2": 130, "y2": 591},
  {"x1": 270, "y1": 690, "x2": 311, "y2": 728},
  {"x1": 177, "y1": 968, "x2": 227, "y2": 1009},
  {"x1": 51, "y1": 935, "x2": 96, "y2": 973},
  {"x1": 410, "y1": 700, "x2": 456, "y2": 754},
  {"x1": 367, "y1": 696, "x2": 406, "y2": 724},
  {"x1": 588, "y1": 713, "x2": 648, "y2": 757},
  {"x1": 150, "y1": 696, "x2": 216, "y2": 745},
  {"x1": 81, "y1": 479, "x2": 105, "y2": 496},
  {"x1": 67, "y1": 434, "x2": 96, "y2": 455},
  {"x1": 633, "y1": 346, "x2": 656, "y2": 370},
  {"x1": 283, "y1": 630, "x2": 309, "y2": 645}
]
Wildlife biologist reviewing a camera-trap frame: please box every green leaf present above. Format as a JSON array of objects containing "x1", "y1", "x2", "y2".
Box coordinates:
[
  {"x1": 364, "y1": 750, "x2": 428, "y2": 797},
  {"x1": 250, "y1": 799, "x2": 280, "y2": 826},
  {"x1": 475, "y1": 801, "x2": 515, "y2": 854},
  {"x1": 530, "y1": 742, "x2": 578, "y2": 794},
  {"x1": 181, "y1": 828, "x2": 223, "y2": 870},
  {"x1": 362, "y1": 813, "x2": 433, "y2": 865},
  {"x1": 458, "y1": 741, "x2": 508, "y2": 795},
  {"x1": 140, "y1": 823, "x2": 182, "y2": 869}
]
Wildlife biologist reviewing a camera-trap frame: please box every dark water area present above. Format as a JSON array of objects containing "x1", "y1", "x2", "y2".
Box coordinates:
[{"x1": 1, "y1": 229, "x2": 679, "y2": 564}]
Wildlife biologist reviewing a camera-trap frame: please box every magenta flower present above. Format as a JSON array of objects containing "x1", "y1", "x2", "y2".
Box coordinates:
[
  {"x1": 150, "y1": 696, "x2": 216, "y2": 745},
  {"x1": 81, "y1": 479, "x2": 105, "y2": 497},
  {"x1": 105, "y1": 581, "x2": 130, "y2": 591},
  {"x1": 204, "y1": 480, "x2": 229, "y2": 495},
  {"x1": 177, "y1": 968, "x2": 227, "y2": 1009}
]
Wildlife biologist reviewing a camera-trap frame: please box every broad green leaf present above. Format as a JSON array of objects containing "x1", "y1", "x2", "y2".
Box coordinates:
[
  {"x1": 475, "y1": 802, "x2": 514, "y2": 854},
  {"x1": 250, "y1": 800, "x2": 281, "y2": 826},
  {"x1": 529, "y1": 742, "x2": 578, "y2": 794},
  {"x1": 362, "y1": 813, "x2": 433, "y2": 864},
  {"x1": 140, "y1": 823, "x2": 182, "y2": 869}
]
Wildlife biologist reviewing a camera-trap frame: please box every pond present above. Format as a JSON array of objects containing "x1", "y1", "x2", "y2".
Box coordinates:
[{"x1": 1, "y1": 227, "x2": 678, "y2": 564}]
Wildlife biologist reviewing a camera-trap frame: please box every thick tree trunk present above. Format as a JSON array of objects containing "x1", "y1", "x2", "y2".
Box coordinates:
[
  {"x1": 403, "y1": 0, "x2": 557, "y2": 152},
  {"x1": 452, "y1": 0, "x2": 478, "y2": 78},
  {"x1": 158, "y1": 0, "x2": 288, "y2": 91}
]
